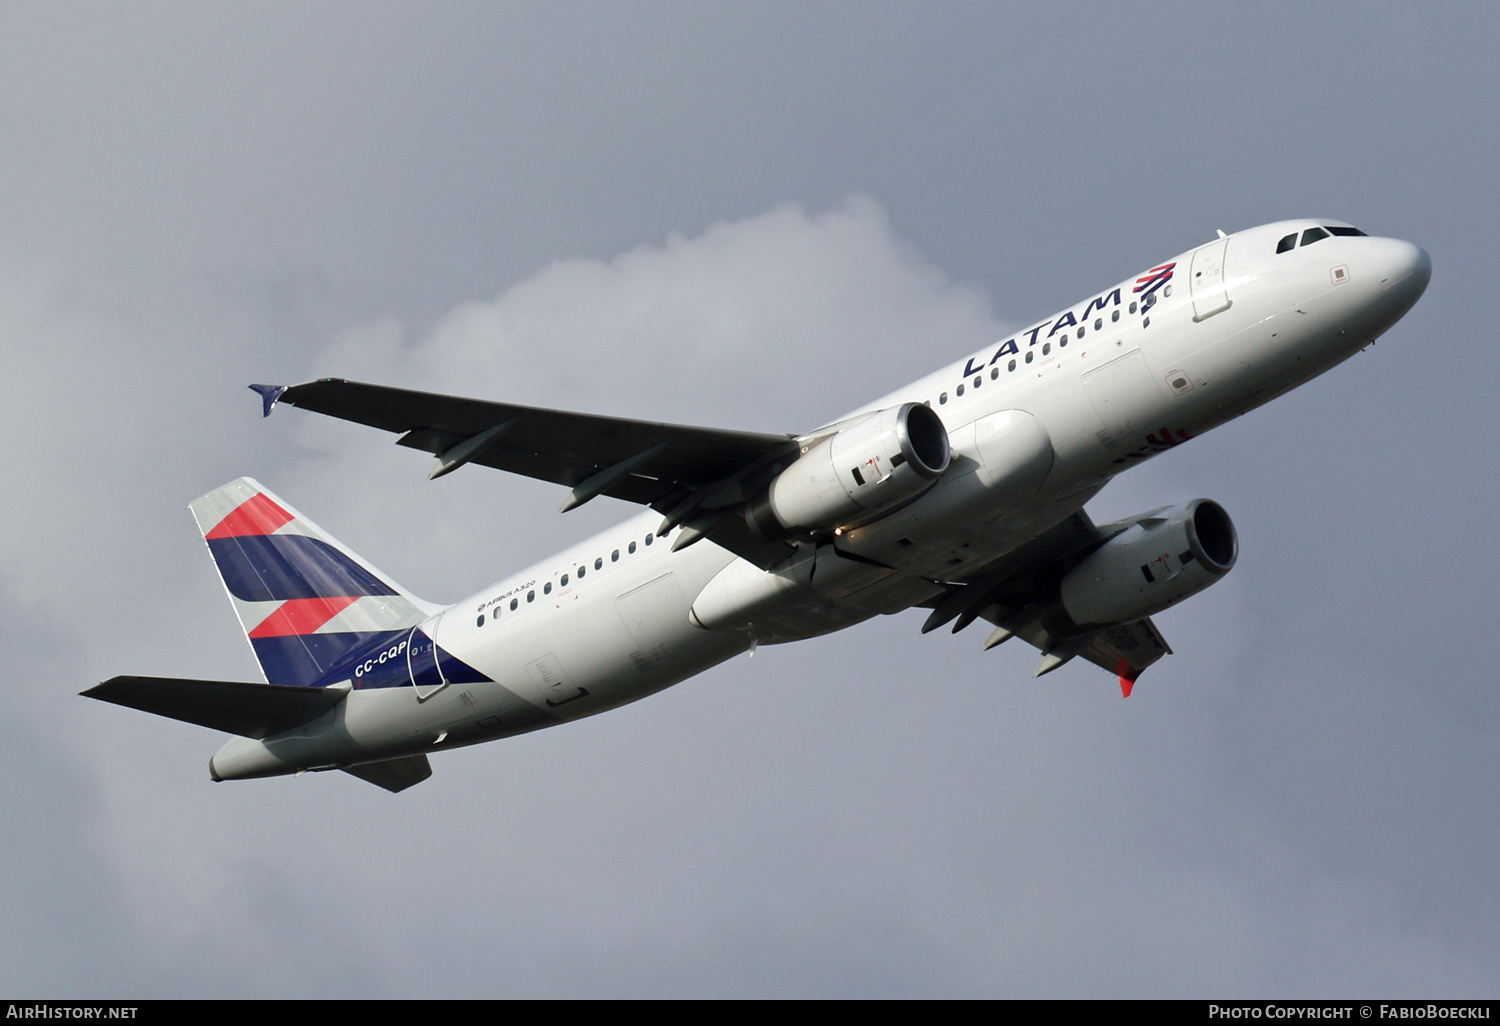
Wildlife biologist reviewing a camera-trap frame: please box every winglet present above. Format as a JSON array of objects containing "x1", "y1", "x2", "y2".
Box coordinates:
[{"x1": 249, "y1": 384, "x2": 289, "y2": 418}]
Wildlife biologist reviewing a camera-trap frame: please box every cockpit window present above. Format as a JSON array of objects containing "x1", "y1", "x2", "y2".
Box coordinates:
[
  {"x1": 1301, "y1": 227, "x2": 1330, "y2": 247},
  {"x1": 1326, "y1": 226, "x2": 1367, "y2": 237},
  {"x1": 1276, "y1": 233, "x2": 1296, "y2": 254}
]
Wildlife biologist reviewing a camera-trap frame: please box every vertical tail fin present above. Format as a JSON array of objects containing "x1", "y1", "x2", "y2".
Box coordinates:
[{"x1": 190, "y1": 478, "x2": 437, "y2": 688}]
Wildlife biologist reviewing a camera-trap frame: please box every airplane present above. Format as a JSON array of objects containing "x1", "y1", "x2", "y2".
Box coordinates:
[{"x1": 84, "y1": 219, "x2": 1431, "y2": 792}]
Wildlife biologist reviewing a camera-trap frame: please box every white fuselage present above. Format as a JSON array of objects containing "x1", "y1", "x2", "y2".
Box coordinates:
[{"x1": 210, "y1": 220, "x2": 1430, "y2": 780}]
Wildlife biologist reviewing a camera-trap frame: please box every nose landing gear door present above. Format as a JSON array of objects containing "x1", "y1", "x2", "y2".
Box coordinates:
[
  {"x1": 1190, "y1": 238, "x2": 1232, "y2": 322},
  {"x1": 405, "y1": 613, "x2": 450, "y2": 701}
]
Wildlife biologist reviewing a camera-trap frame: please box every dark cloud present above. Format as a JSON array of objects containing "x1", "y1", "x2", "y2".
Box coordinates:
[{"x1": 1, "y1": 1, "x2": 1495, "y2": 997}]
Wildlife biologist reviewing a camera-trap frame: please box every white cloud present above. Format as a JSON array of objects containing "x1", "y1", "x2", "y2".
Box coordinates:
[{"x1": 277, "y1": 196, "x2": 1003, "y2": 598}]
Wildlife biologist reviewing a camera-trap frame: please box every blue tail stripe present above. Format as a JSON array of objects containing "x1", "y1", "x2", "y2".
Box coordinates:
[
  {"x1": 250, "y1": 628, "x2": 493, "y2": 690},
  {"x1": 250, "y1": 630, "x2": 406, "y2": 688},
  {"x1": 207, "y1": 535, "x2": 399, "y2": 603}
]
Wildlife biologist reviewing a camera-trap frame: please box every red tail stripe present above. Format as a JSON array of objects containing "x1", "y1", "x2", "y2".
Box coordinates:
[
  {"x1": 248, "y1": 596, "x2": 360, "y2": 638},
  {"x1": 206, "y1": 492, "x2": 295, "y2": 539}
]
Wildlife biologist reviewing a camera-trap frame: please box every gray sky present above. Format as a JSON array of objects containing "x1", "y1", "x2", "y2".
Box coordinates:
[{"x1": 2, "y1": 1, "x2": 1496, "y2": 997}]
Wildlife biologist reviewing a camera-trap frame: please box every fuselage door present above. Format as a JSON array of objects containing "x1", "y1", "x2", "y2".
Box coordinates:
[
  {"x1": 1084, "y1": 348, "x2": 1164, "y2": 455},
  {"x1": 406, "y1": 613, "x2": 450, "y2": 701},
  {"x1": 1189, "y1": 238, "x2": 1232, "y2": 321},
  {"x1": 616, "y1": 572, "x2": 690, "y2": 667}
]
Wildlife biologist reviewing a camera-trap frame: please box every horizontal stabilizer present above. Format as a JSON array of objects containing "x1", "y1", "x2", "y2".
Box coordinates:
[
  {"x1": 82, "y1": 676, "x2": 346, "y2": 739},
  {"x1": 342, "y1": 754, "x2": 432, "y2": 792}
]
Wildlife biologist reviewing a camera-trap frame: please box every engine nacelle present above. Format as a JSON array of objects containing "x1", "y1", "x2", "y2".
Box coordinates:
[
  {"x1": 1055, "y1": 499, "x2": 1238, "y2": 630},
  {"x1": 746, "y1": 402, "x2": 950, "y2": 538}
]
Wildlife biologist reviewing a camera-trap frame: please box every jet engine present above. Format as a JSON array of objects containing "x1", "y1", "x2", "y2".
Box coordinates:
[
  {"x1": 1050, "y1": 499, "x2": 1238, "y2": 631},
  {"x1": 745, "y1": 402, "x2": 950, "y2": 539}
]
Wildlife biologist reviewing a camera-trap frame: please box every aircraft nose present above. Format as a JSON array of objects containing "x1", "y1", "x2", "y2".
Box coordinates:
[{"x1": 1371, "y1": 237, "x2": 1432, "y2": 304}]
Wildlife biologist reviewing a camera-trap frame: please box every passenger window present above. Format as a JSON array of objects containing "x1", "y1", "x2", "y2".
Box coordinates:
[
  {"x1": 510, "y1": 598, "x2": 518, "y2": 610},
  {"x1": 595, "y1": 558, "x2": 603, "y2": 570},
  {"x1": 476, "y1": 615, "x2": 485, "y2": 627},
  {"x1": 1025, "y1": 351, "x2": 1034, "y2": 364},
  {"x1": 527, "y1": 591, "x2": 535, "y2": 603},
  {"x1": 990, "y1": 367, "x2": 999, "y2": 380},
  {"x1": 973, "y1": 376, "x2": 981, "y2": 388},
  {"x1": 629, "y1": 541, "x2": 637, "y2": 554},
  {"x1": 560, "y1": 574, "x2": 568, "y2": 586},
  {"x1": 1042, "y1": 342, "x2": 1051, "y2": 355},
  {"x1": 544, "y1": 582, "x2": 552, "y2": 595},
  {"x1": 1059, "y1": 337, "x2": 1067, "y2": 348},
  {"x1": 1130, "y1": 301, "x2": 1138, "y2": 314},
  {"x1": 1111, "y1": 310, "x2": 1120, "y2": 322},
  {"x1": 956, "y1": 384, "x2": 964, "y2": 397},
  {"x1": 1301, "y1": 226, "x2": 1329, "y2": 247},
  {"x1": 1276, "y1": 233, "x2": 1296, "y2": 254},
  {"x1": 1008, "y1": 359, "x2": 1016, "y2": 371},
  {"x1": 611, "y1": 550, "x2": 619, "y2": 562},
  {"x1": 645, "y1": 533, "x2": 653, "y2": 546},
  {"x1": 1094, "y1": 318, "x2": 1103, "y2": 330},
  {"x1": 1077, "y1": 325, "x2": 1085, "y2": 338},
  {"x1": 577, "y1": 566, "x2": 585, "y2": 578},
  {"x1": 939, "y1": 392, "x2": 948, "y2": 404},
  {"x1": 1163, "y1": 284, "x2": 1172, "y2": 297},
  {"x1": 492, "y1": 608, "x2": 501, "y2": 620}
]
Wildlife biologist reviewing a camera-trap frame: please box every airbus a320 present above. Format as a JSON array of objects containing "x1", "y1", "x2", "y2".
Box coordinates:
[{"x1": 85, "y1": 220, "x2": 1431, "y2": 792}]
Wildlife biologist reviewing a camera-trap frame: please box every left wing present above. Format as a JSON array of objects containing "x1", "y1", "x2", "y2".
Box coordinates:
[
  {"x1": 256, "y1": 379, "x2": 803, "y2": 567},
  {"x1": 83, "y1": 676, "x2": 347, "y2": 738},
  {"x1": 914, "y1": 510, "x2": 1173, "y2": 695}
]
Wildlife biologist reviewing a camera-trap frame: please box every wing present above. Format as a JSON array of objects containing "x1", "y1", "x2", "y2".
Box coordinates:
[
  {"x1": 914, "y1": 510, "x2": 1172, "y2": 696},
  {"x1": 257, "y1": 378, "x2": 803, "y2": 567}
]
